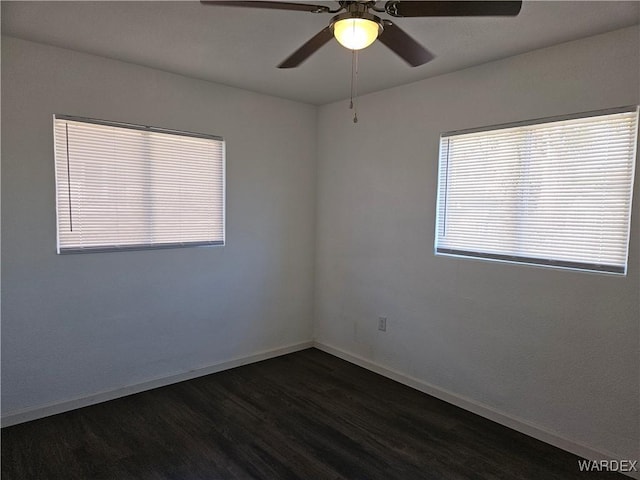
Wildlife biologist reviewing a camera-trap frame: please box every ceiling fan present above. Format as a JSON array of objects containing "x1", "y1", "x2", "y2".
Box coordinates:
[{"x1": 200, "y1": 1, "x2": 523, "y2": 68}]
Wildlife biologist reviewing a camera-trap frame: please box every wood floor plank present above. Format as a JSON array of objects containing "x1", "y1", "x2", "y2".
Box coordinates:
[{"x1": 1, "y1": 348, "x2": 625, "y2": 479}]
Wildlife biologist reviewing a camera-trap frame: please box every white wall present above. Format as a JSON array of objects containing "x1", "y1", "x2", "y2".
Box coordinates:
[
  {"x1": 315, "y1": 26, "x2": 639, "y2": 461},
  {"x1": 1, "y1": 37, "x2": 317, "y2": 416}
]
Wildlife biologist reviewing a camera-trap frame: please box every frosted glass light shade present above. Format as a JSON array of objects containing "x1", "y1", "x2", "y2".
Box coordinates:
[{"x1": 333, "y1": 18, "x2": 380, "y2": 50}]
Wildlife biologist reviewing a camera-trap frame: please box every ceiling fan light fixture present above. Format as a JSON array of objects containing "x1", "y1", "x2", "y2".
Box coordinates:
[{"x1": 333, "y1": 17, "x2": 381, "y2": 50}]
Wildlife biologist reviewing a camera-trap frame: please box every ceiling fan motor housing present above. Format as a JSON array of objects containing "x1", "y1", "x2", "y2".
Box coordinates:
[{"x1": 330, "y1": 11, "x2": 384, "y2": 32}]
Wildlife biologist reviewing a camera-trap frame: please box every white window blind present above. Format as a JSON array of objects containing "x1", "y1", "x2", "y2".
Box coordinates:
[
  {"x1": 54, "y1": 116, "x2": 225, "y2": 253},
  {"x1": 435, "y1": 107, "x2": 638, "y2": 274}
]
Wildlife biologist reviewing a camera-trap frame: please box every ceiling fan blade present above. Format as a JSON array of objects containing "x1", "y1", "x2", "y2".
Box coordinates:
[
  {"x1": 278, "y1": 26, "x2": 333, "y2": 68},
  {"x1": 385, "y1": 1, "x2": 522, "y2": 17},
  {"x1": 200, "y1": 1, "x2": 330, "y2": 13},
  {"x1": 378, "y1": 21, "x2": 434, "y2": 67}
]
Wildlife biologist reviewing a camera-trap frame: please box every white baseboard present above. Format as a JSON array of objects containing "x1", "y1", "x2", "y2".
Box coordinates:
[
  {"x1": 314, "y1": 341, "x2": 640, "y2": 480},
  {"x1": 1, "y1": 341, "x2": 313, "y2": 428}
]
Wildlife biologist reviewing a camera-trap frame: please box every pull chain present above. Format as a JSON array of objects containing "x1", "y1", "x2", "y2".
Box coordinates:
[{"x1": 349, "y1": 49, "x2": 359, "y2": 123}]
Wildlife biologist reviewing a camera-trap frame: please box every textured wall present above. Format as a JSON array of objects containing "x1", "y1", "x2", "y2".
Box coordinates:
[
  {"x1": 315, "y1": 26, "x2": 639, "y2": 460},
  {"x1": 1, "y1": 36, "x2": 317, "y2": 415}
]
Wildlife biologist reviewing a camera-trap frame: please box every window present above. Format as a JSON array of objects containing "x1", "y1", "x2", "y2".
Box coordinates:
[
  {"x1": 54, "y1": 115, "x2": 225, "y2": 253},
  {"x1": 435, "y1": 106, "x2": 638, "y2": 274}
]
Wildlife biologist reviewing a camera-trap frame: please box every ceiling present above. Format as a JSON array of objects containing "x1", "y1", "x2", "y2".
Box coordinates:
[{"x1": 2, "y1": 1, "x2": 639, "y2": 105}]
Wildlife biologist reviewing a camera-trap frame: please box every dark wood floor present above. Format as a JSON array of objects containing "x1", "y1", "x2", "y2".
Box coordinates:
[{"x1": 1, "y1": 348, "x2": 623, "y2": 479}]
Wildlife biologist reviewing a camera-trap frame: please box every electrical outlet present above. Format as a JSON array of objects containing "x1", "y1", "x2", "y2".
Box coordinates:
[{"x1": 378, "y1": 317, "x2": 387, "y2": 332}]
